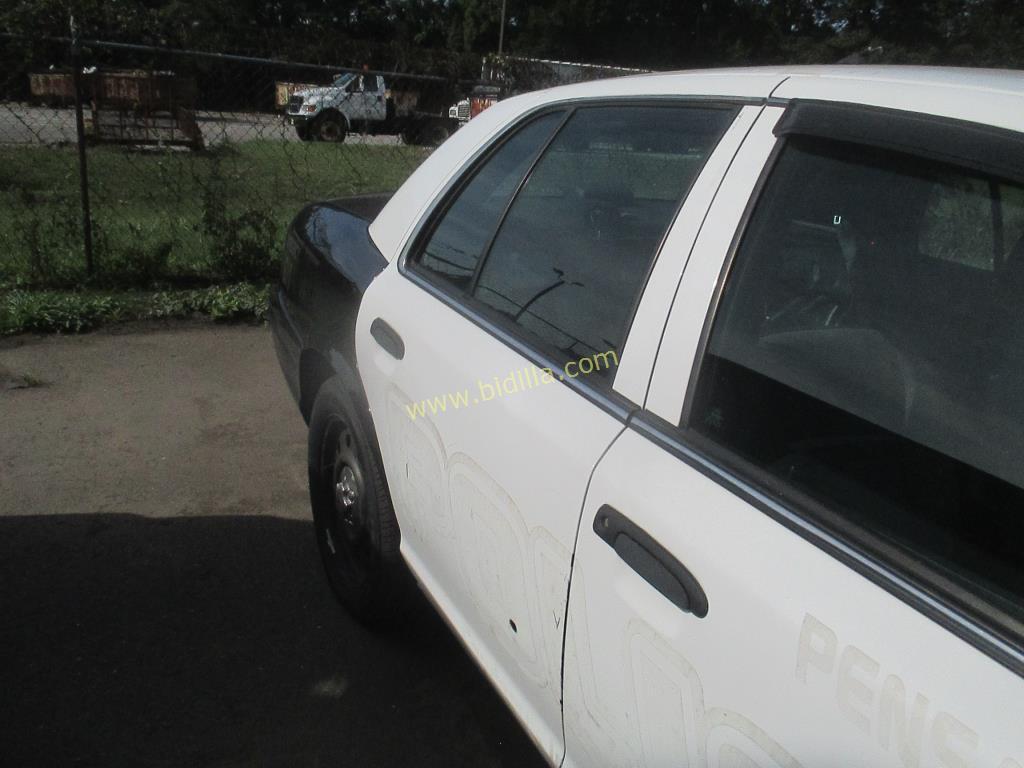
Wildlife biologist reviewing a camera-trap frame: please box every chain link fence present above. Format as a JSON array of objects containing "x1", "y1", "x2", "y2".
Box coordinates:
[{"x1": 0, "y1": 34, "x2": 466, "y2": 290}]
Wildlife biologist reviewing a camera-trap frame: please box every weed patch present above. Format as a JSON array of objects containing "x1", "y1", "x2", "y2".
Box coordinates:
[{"x1": 0, "y1": 284, "x2": 270, "y2": 335}]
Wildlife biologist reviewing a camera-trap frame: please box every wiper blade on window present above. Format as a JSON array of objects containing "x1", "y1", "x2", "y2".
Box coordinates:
[{"x1": 514, "y1": 268, "x2": 583, "y2": 322}]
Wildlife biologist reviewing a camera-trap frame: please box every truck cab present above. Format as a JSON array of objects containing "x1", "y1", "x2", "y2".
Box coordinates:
[{"x1": 285, "y1": 72, "x2": 387, "y2": 142}]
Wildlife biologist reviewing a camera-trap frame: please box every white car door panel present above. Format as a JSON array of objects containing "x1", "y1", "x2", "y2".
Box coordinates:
[
  {"x1": 361, "y1": 278, "x2": 619, "y2": 762},
  {"x1": 566, "y1": 426, "x2": 1024, "y2": 767},
  {"x1": 358, "y1": 100, "x2": 746, "y2": 763},
  {"x1": 565, "y1": 102, "x2": 1024, "y2": 767}
]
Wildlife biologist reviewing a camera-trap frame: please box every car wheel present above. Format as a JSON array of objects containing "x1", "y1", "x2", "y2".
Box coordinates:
[
  {"x1": 307, "y1": 377, "x2": 406, "y2": 625},
  {"x1": 295, "y1": 123, "x2": 312, "y2": 142},
  {"x1": 315, "y1": 114, "x2": 347, "y2": 143}
]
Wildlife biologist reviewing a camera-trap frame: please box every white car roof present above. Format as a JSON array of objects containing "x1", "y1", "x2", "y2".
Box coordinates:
[{"x1": 370, "y1": 66, "x2": 1024, "y2": 261}]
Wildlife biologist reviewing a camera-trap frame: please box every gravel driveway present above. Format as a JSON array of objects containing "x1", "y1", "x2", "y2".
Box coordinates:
[{"x1": 0, "y1": 322, "x2": 544, "y2": 767}]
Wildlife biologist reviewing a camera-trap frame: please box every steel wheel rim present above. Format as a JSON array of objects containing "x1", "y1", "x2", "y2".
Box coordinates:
[{"x1": 319, "y1": 416, "x2": 373, "y2": 586}]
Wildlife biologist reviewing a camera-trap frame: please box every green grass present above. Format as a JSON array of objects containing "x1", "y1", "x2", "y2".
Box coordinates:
[{"x1": 0, "y1": 140, "x2": 426, "y2": 288}]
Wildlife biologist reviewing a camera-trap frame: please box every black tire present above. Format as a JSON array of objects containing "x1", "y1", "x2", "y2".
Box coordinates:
[
  {"x1": 295, "y1": 123, "x2": 312, "y2": 142},
  {"x1": 403, "y1": 121, "x2": 451, "y2": 147},
  {"x1": 420, "y1": 122, "x2": 452, "y2": 147},
  {"x1": 307, "y1": 376, "x2": 406, "y2": 625},
  {"x1": 314, "y1": 114, "x2": 347, "y2": 143}
]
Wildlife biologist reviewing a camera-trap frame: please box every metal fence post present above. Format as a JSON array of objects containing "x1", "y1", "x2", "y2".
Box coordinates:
[{"x1": 70, "y1": 15, "x2": 95, "y2": 276}]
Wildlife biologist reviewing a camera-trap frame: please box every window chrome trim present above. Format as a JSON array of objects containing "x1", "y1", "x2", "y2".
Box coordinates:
[
  {"x1": 678, "y1": 134, "x2": 786, "y2": 426},
  {"x1": 630, "y1": 409, "x2": 1024, "y2": 678}
]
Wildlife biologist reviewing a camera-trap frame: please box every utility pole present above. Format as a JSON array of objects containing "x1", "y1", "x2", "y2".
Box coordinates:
[
  {"x1": 498, "y1": 0, "x2": 507, "y2": 55},
  {"x1": 70, "y1": 14, "x2": 95, "y2": 277}
]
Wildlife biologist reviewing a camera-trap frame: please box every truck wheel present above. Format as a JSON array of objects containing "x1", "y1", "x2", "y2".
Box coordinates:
[
  {"x1": 314, "y1": 114, "x2": 347, "y2": 143},
  {"x1": 420, "y1": 122, "x2": 452, "y2": 147},
  {"x1": 295, "y1": 123, "x2": 312, "y2": 142},
  {"x1": 405, "y1": 122, "x2": 452, "y2": 147},
  {"x1": 307, "y1": 376, "x2": 408, "y2": 626}
]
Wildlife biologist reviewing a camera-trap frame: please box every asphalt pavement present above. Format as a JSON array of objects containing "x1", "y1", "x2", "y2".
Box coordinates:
[{"x1": 0, "y1": 322, "x2": 546, "y2": 767}]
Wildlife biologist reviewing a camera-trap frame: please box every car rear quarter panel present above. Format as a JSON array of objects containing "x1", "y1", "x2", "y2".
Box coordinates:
[{"x1": 269, "y1": 195, "x2": 390, "y2": 419}]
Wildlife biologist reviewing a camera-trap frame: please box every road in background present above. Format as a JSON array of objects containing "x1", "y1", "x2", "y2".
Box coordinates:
[
  {"x1": 0, "y1": 323, "x2": 545, "y2": 768},
  {"x1": 0, "y1": 105, "x2": 404, "y2": 146}
]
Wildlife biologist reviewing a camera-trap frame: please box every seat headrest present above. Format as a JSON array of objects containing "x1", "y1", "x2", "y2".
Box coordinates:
[{"x1": 777, "y1": 222, "x2": 850, "y2": 298}]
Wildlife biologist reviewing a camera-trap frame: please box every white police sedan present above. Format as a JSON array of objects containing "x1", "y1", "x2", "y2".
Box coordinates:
[{"x1": 269, "y1": 65, "x2": 1024, "y2": 767}]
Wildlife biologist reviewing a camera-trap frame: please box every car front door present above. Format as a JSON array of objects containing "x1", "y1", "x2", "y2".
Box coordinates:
[
  {"x1": 356, "y1": 100, "x2": 746, "y2": 762},
  {"x1": 564, "y1": 104, "x2": 1024, "y2": 767}
]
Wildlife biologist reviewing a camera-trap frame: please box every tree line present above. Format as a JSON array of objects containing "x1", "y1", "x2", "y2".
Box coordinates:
[{"x1": 3, "y1": 0, "x2": 1022, "y2": 76}]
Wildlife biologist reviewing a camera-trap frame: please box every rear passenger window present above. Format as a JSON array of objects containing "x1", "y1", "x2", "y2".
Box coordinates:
[
  {"x1": 472, "y1": 105, "x2": 735, "y2": 372},
  {"x1": 690, "y1": 137, "x2": 1024, "y2": 620},
  {"x1": 416, "y1": 112, "x2": 564, "y2": 290}
]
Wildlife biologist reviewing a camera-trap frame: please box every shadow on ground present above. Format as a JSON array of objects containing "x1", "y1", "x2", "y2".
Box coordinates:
[{"x1": 0, "y1": 513, "x2": 547, "y2": 768}]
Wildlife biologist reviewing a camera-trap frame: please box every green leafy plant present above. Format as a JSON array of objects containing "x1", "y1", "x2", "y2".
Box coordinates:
[
  {"x1": 7, "y1": 190, "x2": 86, "y2": 289},
  {"x1": 205, "y1": 203, "x2": 279, "y2": 282},
  {"x1": 95, "y1": 222, "x2": 175, "y2": 288},
  {"x1": 149, "y1": 283, "x2": 270, "y2": 322},
  {"x1": 2, "y1": 291, "x2": 123, "y2": 334},
  {"x1": 198, "y1": 149, "x2": 279, "y2": 282},
  {"x1": 1, "y1": 284, "x2": 269, "y2": 336}
]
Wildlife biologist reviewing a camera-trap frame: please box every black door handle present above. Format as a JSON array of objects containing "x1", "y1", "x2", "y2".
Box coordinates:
[
  {"x1": 593, "y1": 505, "x2": 708, "y2": 618},
  {"x1": 370, "y1": 318, "x2": 404, "y2": 360}
]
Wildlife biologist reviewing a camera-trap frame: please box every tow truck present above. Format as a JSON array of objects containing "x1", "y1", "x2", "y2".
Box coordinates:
[{"x1": 283, "y1": 71, "x2": 457, "y2": 146}]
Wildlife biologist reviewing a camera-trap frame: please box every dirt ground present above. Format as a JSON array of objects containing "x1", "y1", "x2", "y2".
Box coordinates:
[{"x1": 0, "y1": 322, "x2": 545, "y2": 767}]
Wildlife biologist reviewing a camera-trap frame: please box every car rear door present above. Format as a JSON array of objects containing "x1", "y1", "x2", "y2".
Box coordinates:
[
  {"x1": 355, "y1": 100, "x2": 752, "y2": 763},
  {"x1": 563, "y1": 104, "x2": 1024, "y2": 767}
]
